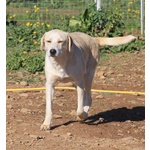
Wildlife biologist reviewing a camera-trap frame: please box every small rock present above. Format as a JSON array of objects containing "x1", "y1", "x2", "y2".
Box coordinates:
[
  {"x1": 127, "y1": 130, "x2": 131, "y2": 134},
  {"x1": 66, "y1": 132, "x2": 73, "y2": 140},
  {"x1": 126, "y1": 120, "x2": 132, "y2": 123},
  {"x1": 96, "y1": 95, "x2": 104, "y2": 99},
  {"x1": 117, "y1": 74, "x2": 124, "y2": 77},
  {"x1": 20, "y1": 108, "x2": 31, "y2": 114},
  {"x1": 53, "y1": 114, "x2": 63, "y2": 119},
  {"x1": 20, "y1": 93, "x2": 29, "y2": 97},
  {"x1": 67, "y1": 132, "x2": 73, "y2": 137},
  {"x1": 16, "y1": 119, "x2": 23, "y2": 123},
  {"x1": 100, "y1": 75, "x2": 106, "y2": 80},
  {"x1": 20, "y1": 81, "x2": 28, "y2": 86},
  {"x1": 99, "y1": 117, "x2": 104, "y2": 122},
  {"x1": 30, "y1": 135, "x2": 45, "y2": 140},
  {"x1": 52, "y1": 133, "x2": 60, "y2": 137},
  {"x1": 36, "y1": 136, "x2": 45, "y2": 140}
]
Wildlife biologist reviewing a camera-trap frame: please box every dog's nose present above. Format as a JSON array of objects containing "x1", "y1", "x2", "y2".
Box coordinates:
[{"x1": 50, "y1": 49, "x2": 56, "y2": 56}]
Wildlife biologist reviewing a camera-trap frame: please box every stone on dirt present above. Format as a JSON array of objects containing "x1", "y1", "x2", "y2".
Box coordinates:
[
  {"x1": 53, "y1": 114, "x2": 63, "y2": 119},
  {"x1": 30, "y1": 135, "x2": 45, "y2": 140},
  {"x1": 19, "y1": 93, "x2": 29, "y2": 97},
  {"x1": 20, "y1": 81, "x2": 28, "y2": 86},
  {"x1": 96, "y1": 95, "x2": 104, "y2": 99},
  {"x1": 20, "y1": 108, "x2": 31, "y2": 114}
]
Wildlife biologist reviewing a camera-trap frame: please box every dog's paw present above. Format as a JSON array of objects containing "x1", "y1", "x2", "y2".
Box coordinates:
[
  {"x1": 77, "y1": 111, "x2": 88, "y2": 121},
  {"x1": 40, "y1": 124, "x2": 51, "y2": 131}
]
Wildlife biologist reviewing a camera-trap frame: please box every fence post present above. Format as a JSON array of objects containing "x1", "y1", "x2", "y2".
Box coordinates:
[
  {"x1": 141, "y1": 0, "x2": 145, "y2": 35},
  {"x1": 95, "y1": 0, "x2": 101, "y2": 10}
]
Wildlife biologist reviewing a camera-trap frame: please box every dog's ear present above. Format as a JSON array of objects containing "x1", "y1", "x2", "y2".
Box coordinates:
[
  {"x1": 67, "y1": 34, "x2": 72, "y2": 52},
  {"x1": 40, "y1": 34, "x2": 45, "y2": 51}
]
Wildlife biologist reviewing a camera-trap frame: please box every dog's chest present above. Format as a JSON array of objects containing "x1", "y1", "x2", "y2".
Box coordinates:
[{"x1": 47, "y1": 59, "x2": 69, "y2": 79}]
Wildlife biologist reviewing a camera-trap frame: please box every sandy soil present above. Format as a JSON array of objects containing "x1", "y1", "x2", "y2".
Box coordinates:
[{"x1": 6, "y1": 50, "x2": 145, "y2": 150}]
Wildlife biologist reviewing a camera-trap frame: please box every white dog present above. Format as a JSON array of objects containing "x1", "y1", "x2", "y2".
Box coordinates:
[{"x1": 40, "y1": 29, "x2": 136, "y2": 130}]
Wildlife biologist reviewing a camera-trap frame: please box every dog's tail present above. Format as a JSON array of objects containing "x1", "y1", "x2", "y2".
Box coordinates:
[{"x1": 94, "y1": 35, "x2": 137, "y2": 46}]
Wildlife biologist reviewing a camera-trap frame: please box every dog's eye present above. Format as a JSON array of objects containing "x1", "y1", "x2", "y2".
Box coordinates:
[
  {"x1": 47, "y1": 40, "x2": 51, "y2": 43},
  {"x1": 58, "y1": 41, "x2": 63, "y2": 43}
]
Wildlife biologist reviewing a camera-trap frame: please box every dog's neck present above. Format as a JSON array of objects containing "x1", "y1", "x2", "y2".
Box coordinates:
[
  {"x1": 46, "y1": 54, "x2": 70, "y2": 79},
  {"x1": 50, "y1": 52, "x2": 69, "y2": 67}
]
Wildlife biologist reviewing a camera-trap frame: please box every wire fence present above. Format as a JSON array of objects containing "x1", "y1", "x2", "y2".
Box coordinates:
[
  {"x1": 6, "y1": 0, "x2": 145, "y2": 74},
  {"x1": 6, "y1": 0, "x2": 91, "y2": 22},
  {"x1": 6, "y1": 0, "x2": 144, "y2": 34}
]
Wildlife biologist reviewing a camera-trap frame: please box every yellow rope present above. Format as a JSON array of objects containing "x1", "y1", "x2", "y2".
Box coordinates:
[{"x1": 6, "y1": 86, "x2": 145, "y2": 95}]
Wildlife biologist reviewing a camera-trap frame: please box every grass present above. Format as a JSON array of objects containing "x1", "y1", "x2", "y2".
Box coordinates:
[{"x1": 6, "y1": 0, "x2": 145, "y2": 75}]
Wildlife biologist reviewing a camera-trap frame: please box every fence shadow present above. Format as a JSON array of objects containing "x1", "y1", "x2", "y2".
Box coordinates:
[{"x1": 85, "y1": 106, "x2": 145, "y2": 125}]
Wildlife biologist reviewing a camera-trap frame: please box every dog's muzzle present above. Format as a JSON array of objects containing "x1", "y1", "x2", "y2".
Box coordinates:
[{"x1": 49, "y1": 49, "x2": 57, "y2": 57}]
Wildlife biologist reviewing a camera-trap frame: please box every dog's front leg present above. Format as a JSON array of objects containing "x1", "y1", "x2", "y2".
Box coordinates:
[
  {"x1": 76, "y1": 80, "x2": 88, "y2": 120},
  {"x1": 40, "y1": 82, "x2": 54, "y2": 130}
]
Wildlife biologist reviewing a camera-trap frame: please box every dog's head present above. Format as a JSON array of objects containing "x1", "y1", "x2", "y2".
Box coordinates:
[{"x1": 40, "y1": 29, "x2": 72, "y2": 57}]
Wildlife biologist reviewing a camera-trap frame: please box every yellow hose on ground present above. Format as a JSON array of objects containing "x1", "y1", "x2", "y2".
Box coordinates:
[{"x1": 6, "y1": 86, "x2": 145, "y2": 95}]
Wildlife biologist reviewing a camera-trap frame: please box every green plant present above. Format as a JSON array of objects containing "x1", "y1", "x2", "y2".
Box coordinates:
[
  {"x1": 67, "y1": 3, "x2": 125, "y2": 37},
  {"x1": 7, "y1": 48, "x2": 45, "y2": 73},
  {"x1": 6, "y1": 2, "x2": 145, "y2": 74}
]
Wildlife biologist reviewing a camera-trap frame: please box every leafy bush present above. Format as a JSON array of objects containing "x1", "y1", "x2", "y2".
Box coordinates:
[
  {"x1": 6, "y1": 21, "x2": 50, "y2": 73},
  {"x1": 68, "y1": 3, "x2": 125, "y2": 37},
  {"x1": 6, "y1": 3, "x2": 145, "y2": 73}
]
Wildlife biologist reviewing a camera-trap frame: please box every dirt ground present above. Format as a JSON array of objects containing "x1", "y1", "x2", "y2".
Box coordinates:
[{"x1": 6, "y1": 50, "x2": 145, "y2": 150}]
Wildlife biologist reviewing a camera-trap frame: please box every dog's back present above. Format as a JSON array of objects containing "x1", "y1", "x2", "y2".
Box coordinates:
[{"x1": 69, "y1": 32, "x2": 100, "y2": 66}]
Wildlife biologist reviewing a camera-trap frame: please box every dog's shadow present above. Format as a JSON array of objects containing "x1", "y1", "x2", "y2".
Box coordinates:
[
  {"x1": 85, "y1": 106, "x2": 145, "y2": 125},
  {"x1": 51, "y1": 106, "x2": 145, "y2": 130}
]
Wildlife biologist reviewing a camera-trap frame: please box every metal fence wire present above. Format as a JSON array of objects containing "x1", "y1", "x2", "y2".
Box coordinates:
[{"x1": 6, "y1": 0, "x2": 144, "y2": 34}]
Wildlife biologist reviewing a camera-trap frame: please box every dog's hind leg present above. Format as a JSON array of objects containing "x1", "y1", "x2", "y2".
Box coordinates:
[{"x1": 76, "y1": 69, "x2": 95, "y2": 121}]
